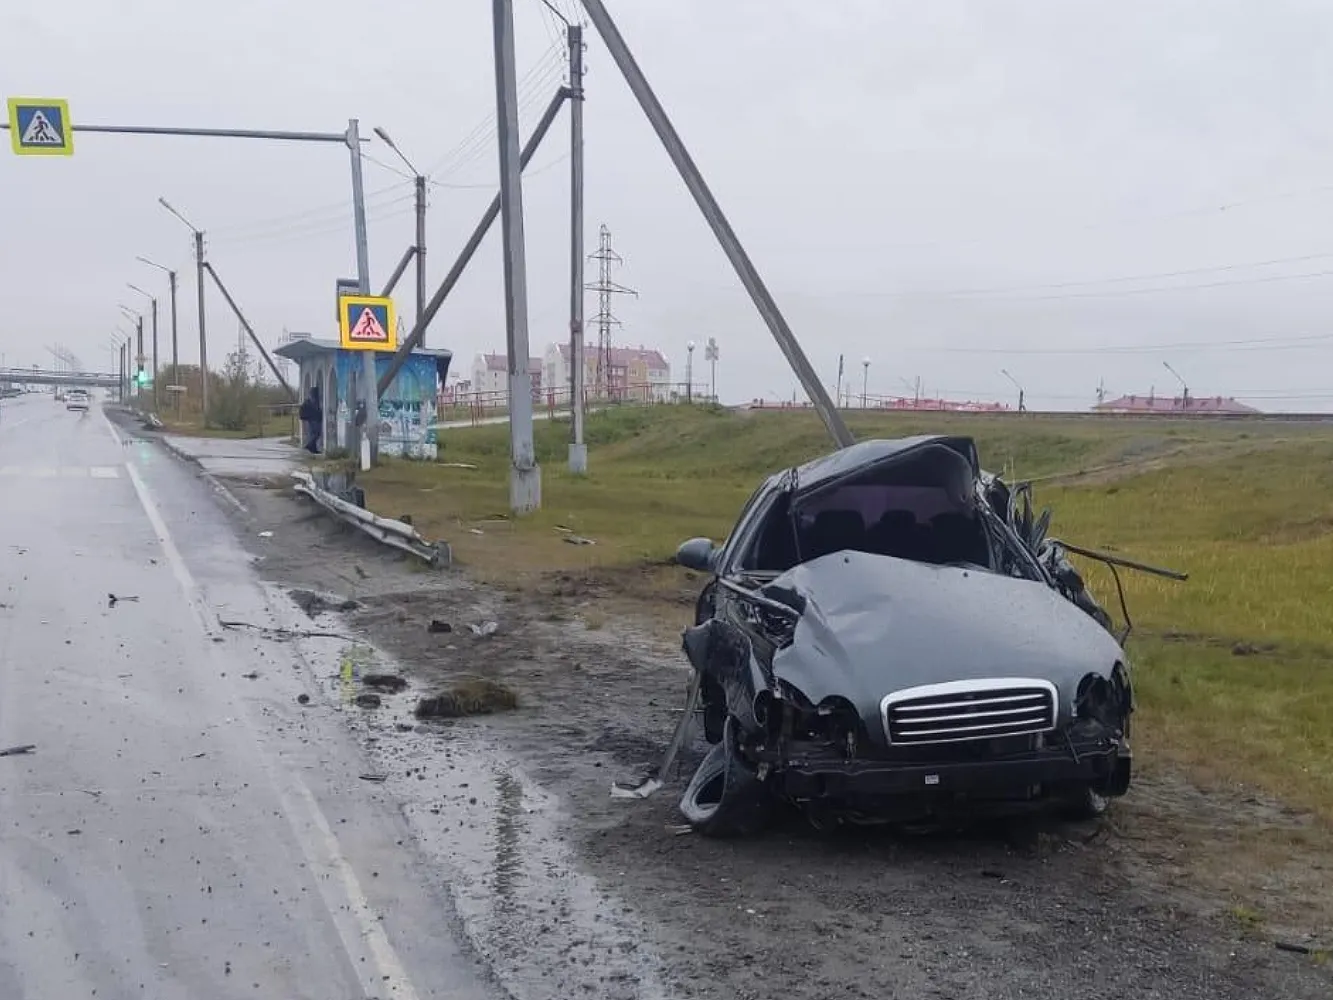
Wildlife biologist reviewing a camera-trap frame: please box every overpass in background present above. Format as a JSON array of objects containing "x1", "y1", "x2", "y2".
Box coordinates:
[{"x1": 0, "y1": 367, "x2": 119, "y2": 389}]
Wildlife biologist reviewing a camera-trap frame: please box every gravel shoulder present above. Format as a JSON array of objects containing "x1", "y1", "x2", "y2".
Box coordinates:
[{"x1": 219, "y1": 474, "x2": 1332, "y2": 1000}]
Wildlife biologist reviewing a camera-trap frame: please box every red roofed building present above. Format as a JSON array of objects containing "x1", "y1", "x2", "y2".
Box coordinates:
[{"x1": 1093, "y1": 393, "x2": 1260, "y2": 415}]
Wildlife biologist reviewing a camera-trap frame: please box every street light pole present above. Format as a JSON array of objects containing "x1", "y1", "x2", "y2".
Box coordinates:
[
  {"x1": 686, "y1": 340, "x2": 695, "y2": 402},
  {"x1": 137, "y1": 256, "x2": 178, "y2": 410},
  {"x1": 861, "y1": 357, "x2": 870, "y2": 408},
  {"x1": 371, "y1": 126, "x2": 428, "y2": 333},
  {"x1": 159, "y1": 198, "x2": 210, "y2": 423}
]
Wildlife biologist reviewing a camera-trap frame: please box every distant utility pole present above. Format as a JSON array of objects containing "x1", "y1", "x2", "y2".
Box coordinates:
[
  {"x1": 686, "y1": 340, "x2": 695, "y2": 402},
  {"x1": 1163, "y1": 361, "x2": 1190, "y2": 412},
  {"x1": 136, "y1": 256, "x2": 178, "y2": 409},
  {"x1": 586, "y1": 224, "x2": 637, "y2": 397},
  {"x1": 159, "y1": 198, "x2": 210, "y2": 422},
  {"x1": 1000, "y1": 367, "x2": 1025, "y2": 412},
  {"x1": 126, "y1": 282, "x2": 158, "y2": 407},
  {"x1": 705, "y1": 336, "x2": 718, "y2": 400}
]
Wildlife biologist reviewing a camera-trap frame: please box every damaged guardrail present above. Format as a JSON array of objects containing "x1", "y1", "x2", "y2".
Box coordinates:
[{"x1": 290, "y1": 469, "x2": 451, "y2": 567}]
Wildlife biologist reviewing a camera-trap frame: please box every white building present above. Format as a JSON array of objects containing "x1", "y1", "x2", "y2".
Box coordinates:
[
  {"x1": 543, "y1": 342, "x2": 672, "y2": 401},
  {"x1": 471, "y1": 352, "x2": 543, "y2": 400}
]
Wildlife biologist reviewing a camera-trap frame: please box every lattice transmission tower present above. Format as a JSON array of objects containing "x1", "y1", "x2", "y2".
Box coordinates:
[{"x1": 585, "y1": 224, "x2": 637, "y2": 396}]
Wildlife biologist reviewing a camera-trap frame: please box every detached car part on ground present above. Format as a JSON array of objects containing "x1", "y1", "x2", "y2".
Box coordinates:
[{"x1": 667, "y1": 435, "x2": 1187, "y2": 837}]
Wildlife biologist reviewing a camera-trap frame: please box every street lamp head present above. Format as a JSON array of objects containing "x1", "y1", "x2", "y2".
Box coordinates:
[
  {"x1": 687, "y1": 340, "x2": 695, "y2": 351},
  {"x1": 159, "y1": 196, "x2": 199, "y2": 233},
  {"x1": 136, "y1": 255, "x2": 173, "y2": 276},
  {"x1": 862, "y1": 356, "x2": 870, "y2": 367},
  {"x1": 127, "y1": 282, "x2": 153, "y2": 300},
  {"x1": 372, "y1": 126, "x2": 420, "y2": 176}
]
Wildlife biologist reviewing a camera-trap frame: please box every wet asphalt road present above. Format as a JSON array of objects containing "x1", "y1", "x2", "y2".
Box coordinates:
[{"x1": 0, "y1": 396, "x2": 495, "y2": 1000}]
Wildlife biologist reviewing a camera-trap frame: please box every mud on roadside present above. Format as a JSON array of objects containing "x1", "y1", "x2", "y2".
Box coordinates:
[{"x1": 228, "y1": 477, "x2": 1332, "y2": 1000}]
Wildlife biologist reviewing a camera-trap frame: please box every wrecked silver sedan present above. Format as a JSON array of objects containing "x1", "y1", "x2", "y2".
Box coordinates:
[{"x1": 668, "y1": 434, "x2": 1183, "y2": 837}]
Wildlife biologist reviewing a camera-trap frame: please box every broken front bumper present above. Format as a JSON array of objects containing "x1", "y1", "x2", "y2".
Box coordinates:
[{"x1": 752, "y1": 741, "x2": 1127, "y2": 801}]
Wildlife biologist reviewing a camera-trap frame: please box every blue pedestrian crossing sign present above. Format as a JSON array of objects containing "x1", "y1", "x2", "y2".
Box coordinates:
[
  {"x1": 7, "y1": 98, "x2": 73, "y2": 156},
  {"x1": 338, "y1": 295, "x2": 397, "y2": 352}
]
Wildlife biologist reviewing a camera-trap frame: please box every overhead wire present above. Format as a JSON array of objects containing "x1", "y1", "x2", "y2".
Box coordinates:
[
  {"x1": 901, "y1": 330, "x2": 1333, "y2": 356},
  {"x1": 202, "y1": 39, "x2": 562, "y2": 247},
  {"x1": 423, "y1": 42, "x2": 566, "y2": 181},
  {"x1": 430, "y1": 53, "x2": 566, "y2": 182},
  {"x1": 841, "y1": 251, "x2": 1333, "y2": 301}
]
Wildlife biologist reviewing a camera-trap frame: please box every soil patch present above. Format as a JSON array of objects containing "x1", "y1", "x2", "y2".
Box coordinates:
[{"x1": 223, "y1": 479, "x2": 1333, "y2": 999}]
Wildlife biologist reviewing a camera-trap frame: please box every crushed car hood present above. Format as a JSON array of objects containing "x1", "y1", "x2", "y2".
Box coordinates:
[{"x1": 766, "y1": 551, "x2": 1126, "y2": 738}]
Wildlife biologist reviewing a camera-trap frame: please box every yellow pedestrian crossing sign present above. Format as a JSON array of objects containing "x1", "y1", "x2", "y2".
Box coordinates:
[
  {"x1": 338, "y1": 295, "x2": 396, "y2": 351},
  {"x1": 7, "y1": 98, "x2": 74, "y2": 156}
]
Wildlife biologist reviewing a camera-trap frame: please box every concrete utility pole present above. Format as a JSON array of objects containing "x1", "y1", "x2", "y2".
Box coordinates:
[
  {"x1": 493, "y1": 0, "x2": 541, "y2": 512},
  {"x1": 568, "y1": 20, "x2": 588, "y2": 474},
  {"x1": 348, "y1": 118, "x2": 379, "y2": 469},
  {"x1": 576, "y1": 0, "x2": 854, "y2": 448},
  {"x1": 137, "y1": 257, "x2": 178, "y2": 409},
  {"x1": 127, "y1": 282, "x2": 158, "y2": 407}
]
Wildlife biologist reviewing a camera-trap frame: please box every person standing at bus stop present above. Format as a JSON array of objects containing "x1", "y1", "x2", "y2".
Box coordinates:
[{"x1": 299, "y1": 385, "x2": 322, "y2": 454}]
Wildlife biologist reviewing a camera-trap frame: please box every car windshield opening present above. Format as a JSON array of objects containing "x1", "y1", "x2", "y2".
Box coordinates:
[{"x1": 741, "y1": 443, "x2": 993, "y2": 573}]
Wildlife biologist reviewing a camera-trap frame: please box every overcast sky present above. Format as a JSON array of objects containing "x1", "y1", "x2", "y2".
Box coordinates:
[{"x1": 5, "y1": 0, "x2": 1333, "y2": 411}]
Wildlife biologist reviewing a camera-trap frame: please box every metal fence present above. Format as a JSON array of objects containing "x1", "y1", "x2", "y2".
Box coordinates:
[{"x1": 435, "y1": 381, "x2": 718, "y2": 426}]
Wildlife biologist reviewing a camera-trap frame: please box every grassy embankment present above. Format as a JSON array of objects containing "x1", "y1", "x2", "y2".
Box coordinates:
[{"x1": 359, "y1": 405, "x2": 1333, "y2": 824}]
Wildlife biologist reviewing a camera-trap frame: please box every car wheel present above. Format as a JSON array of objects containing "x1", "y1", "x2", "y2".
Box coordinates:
[
  {"x1": 678, "y1": 717, "x2": 774, "y2": 837},
  {"x1": 1060, "y1": 783, "x2": 1110, "y2": 821}
]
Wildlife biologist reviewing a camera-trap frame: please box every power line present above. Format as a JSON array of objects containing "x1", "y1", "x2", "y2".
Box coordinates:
[
  {"x1": 909, "y1": 330, "x2": 1333, "y2": 356},
  {"x1": 853, "y1": 181, "x2": 1333, "y2": 255},
  {"x1": 843, "y1": 251, "x2": 1333, "y2": 301}
]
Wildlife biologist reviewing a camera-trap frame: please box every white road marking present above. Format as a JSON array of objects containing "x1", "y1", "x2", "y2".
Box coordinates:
[
  {"x1": 0, "y1": 465, "x2": 121, "y2": 478},
  {"x1": 105, "y1": 407, "x2": 422, "y2": 1000}
]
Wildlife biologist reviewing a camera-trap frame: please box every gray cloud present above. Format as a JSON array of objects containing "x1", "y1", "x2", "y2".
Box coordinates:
[{"x1": 5, "y1": 0, "x2": 1333, "y2": 411}]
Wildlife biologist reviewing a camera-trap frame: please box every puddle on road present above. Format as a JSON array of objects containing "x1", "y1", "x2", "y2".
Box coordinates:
[{"x1": 337, "y1": 698, "x2": 674, "y2": 1000}]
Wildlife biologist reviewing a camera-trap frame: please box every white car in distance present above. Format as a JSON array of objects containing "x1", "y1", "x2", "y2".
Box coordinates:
[{"x1": 66, "y1": 389, "x2": 90, "y2": 412}]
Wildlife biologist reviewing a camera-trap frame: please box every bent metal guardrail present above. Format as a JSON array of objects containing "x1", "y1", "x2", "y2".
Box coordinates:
[{"x1": 290, "y1": 470, "x2": 449, "y2": 566}]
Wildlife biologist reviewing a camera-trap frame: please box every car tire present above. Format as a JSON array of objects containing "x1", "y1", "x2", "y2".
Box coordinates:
[
  {"x1": 678, "y1": 717, "x2": 774, "y2": 838},
  {"x1": 1060, "y1": 783, "x2": 1110, "y2": 821}
]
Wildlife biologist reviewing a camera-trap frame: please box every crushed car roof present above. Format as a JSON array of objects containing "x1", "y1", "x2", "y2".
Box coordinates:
[{"x1": 783, "y1": 435, "x2": 981, "y2": 493}]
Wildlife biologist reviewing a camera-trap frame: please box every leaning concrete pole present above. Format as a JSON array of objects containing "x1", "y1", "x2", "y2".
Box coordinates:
[{"x1": 577, "y1": 0, "x2": 854, "y2": 448}]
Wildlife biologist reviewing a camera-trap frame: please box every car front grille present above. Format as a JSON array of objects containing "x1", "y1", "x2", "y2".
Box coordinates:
[{"x1": 881, "y1": 678, "x2": 1058, "y2": 746}]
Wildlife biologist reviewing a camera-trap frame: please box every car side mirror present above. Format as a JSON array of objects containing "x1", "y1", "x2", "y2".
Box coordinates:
[{"x1": 675, "y1": 537, "x2": 717, "y2": 574}]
